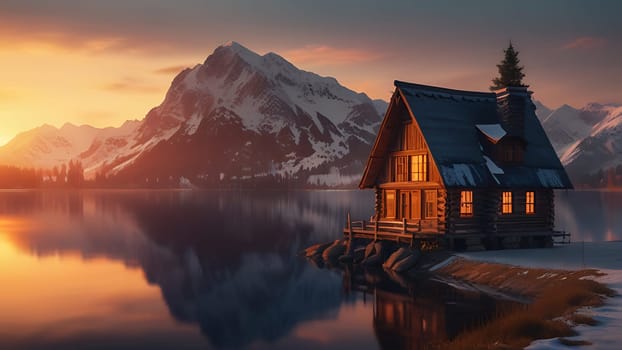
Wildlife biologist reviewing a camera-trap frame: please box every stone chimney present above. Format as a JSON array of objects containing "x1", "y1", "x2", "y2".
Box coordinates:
[{"x1": 495, "y1": 86, "x2": 532, "y2": 139}]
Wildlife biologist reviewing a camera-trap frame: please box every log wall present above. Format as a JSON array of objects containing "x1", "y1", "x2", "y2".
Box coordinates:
[{"x1": 446, "y1": 188, "x2": 555, "y2": 235}]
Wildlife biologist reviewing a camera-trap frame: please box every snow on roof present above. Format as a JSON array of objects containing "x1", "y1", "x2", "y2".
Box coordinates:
[
  {"x1": 360, "y1": 81, "x2": 573, "y2": 189},
  {"x1": 476, "y1": 124, "x2": 507, "y2": 143},
  {"x1": 439, "y1": 164, "x2": 489, "y2": 187},
  {"x1": 535, "y1": 168, "x2": 565, "y2": 188}
]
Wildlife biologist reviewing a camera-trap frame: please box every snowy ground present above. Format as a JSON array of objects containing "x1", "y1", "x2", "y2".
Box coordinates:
[{"x1": 459, "y1": 241, "x2": 622, "y2": 350}]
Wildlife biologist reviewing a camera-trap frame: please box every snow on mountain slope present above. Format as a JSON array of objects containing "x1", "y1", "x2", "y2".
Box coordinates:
[
  {"x1": 541, "y1": 104, "x2": 596, "y2": 155},
  {"x1": 0, "y1": 42, "x2": 387, "y2": 186},
  {"x1": 561, "y1": 105, "x2": 622, "y2": 175},
  {"x1": 77, "y1": 120, "x2": 143, "y2": 175},
  {"x1": 0, "y1": 120, "x2": 142, "y2": 176},
  {"x1": 110, "y1": 41, "x2": 387, "y2": 186},
  {"x1": 533, "y1": 101, "x2": 622, "y2": 186},
  {"x1": 0, "y1": 123, "x2": 108, "y2": 169},
  {"x1": 533, "y1": 100, "x2": 553, "y2": 121}
]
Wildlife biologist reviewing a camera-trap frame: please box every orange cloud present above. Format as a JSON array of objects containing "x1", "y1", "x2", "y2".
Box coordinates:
[
  {"x1": 0, "y1": 19, "x2": 166, "y2": 55},
  {"x1": 562, "y1": 36, "x2": 607, "y2": 50},
  {"x1": 153, "y1": 65, "x2": 191, "y2": 75},
  {"x1": 282, "y1": 45, "x2": 385, "y2": 66},
  {"x1": 100, "y1": 77, "x2": 161, "y2": 94}
]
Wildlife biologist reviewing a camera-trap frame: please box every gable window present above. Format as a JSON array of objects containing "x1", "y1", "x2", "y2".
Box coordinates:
[
  {"x1": 392, "y1": 156, "x2": 408, "y2": 182},
  {"x1": 501, "y1": 191, "x2": 512, "y2": 214},
  {"x1": 410, "y1": 154, "x2": 428, "y2": 182},
  {"x1": 526, "y1": 191, "x2": 535, "y2": 214},
  {"x1": 391, "y1": 154, "x2": 427, "y2": 182},
  {"x1": 460, "y1": 190, "x2": 473, "y2": 216},
  {"x1": 424, "y1": 190, "x2": 437, "y2": 218}
]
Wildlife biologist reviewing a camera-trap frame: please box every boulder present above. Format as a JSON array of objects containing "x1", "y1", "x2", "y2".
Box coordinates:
[
  {"x1": 304, "y1": 241, "x2": 332, "y2": 257},
  {"x1": 353, "y1": 247, "x2": 366, "y2": 264},
  {"x1": 392, "y1": 250, "x2": 421, "y2": 273},
  {"x1": 322, "y1": 240, "x2": 346, "y2": 262},
  {"x1": 383, "y1": 247, "x2": 411, "y2": 270},
  {"x1": 338, "y1": 254, "x2": 354, "y2": 263},
  {"x1": 364, "y1": 242, "x2": 376, "y2": 259},
  {"x1": 374, "y1": 241, "x2": 386, "y2": 258},
  {"x1": 362, "y1": 252, "x2": 382, "y2": 266}
]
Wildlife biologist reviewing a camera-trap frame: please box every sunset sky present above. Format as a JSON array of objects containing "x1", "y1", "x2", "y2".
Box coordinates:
[{"x1": 0, "y1": 0, "x2": 620, "y2": 145}]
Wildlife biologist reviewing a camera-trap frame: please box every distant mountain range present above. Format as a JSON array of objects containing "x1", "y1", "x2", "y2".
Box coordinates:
[
  {"x1": 0, "y1": 42, "x2": 386, "y2": 187},
  {"x1": 535, "y1": 101, "x2": 622, "y2": 187},
  {"x1": 0, "y1": 41, "x2": 619, "y2": 188}
]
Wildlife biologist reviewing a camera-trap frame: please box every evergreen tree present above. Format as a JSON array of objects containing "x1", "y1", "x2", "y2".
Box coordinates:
[
  {"x1": 490, "y1": 42, "x2": 528, "y2": 90},
  {"x1": 67, "y1": 160, "x2": 85, "y2": 187}
]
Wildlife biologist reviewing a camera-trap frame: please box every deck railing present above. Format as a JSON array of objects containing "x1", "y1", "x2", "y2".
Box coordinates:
[
  {"x1": 343, "y1": 212, "x2": 571, "y2": 247},
  {"x1": 344, "y1": 212, "x2": 439, "y2": 245}
]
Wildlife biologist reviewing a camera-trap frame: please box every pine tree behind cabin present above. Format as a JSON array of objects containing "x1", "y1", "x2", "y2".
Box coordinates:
[{"x1": 490, "y1": 43, "x2": 528, "y2": 90}]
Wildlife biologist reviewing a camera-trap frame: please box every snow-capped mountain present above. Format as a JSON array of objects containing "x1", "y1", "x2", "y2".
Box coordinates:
[
  {"x1": 560, "y1": 104, "x2": 622, "y2": 186},
  {"x1": 540, "y1": 104, "x2": 602, "y2": 156},
  {"x1": 0, "y1": 120, "x2": 141, "y2": 174},
  {"x1": 0, "y1": 41, "x2": 387, "y2": 186},
  {"x1": 533, "y1": 100, "x2": 552, "y2": 121},
  {"x1": 538, "y1": 102, "x2": 622, "y2": 187},
  {"x1": 110, "y1": 41, "x2": 386, "y2": 186}
]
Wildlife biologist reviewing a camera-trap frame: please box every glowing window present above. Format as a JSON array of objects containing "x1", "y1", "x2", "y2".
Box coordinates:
[
  {"x1": 526, "y1": 191, "x2": 535, "y2": 214},
  {"x1": 410, "y1": 154, "x2": 428, "y2": 182},
  {"x1": 460, "y1": 191, "x2": 473, "y2": 216},
  {"x1": 392, "y1": 156, "x2": 408, "y2": 182},
  {"x1": 502, "y1": 191, "x2": 512, "y2": 214}
]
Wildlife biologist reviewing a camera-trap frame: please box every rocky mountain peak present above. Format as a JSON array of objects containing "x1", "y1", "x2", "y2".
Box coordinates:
[{"x1": 0, "y1": 42, "x2": 388, "y2": 187}]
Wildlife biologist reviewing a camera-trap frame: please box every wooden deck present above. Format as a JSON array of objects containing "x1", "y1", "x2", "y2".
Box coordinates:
[{"x1": 343, "y1": 214, "x2": 571, "y2": 250}]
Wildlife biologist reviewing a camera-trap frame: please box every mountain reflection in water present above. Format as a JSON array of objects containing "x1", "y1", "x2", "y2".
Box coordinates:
[
  {"x1": 0, "y1": 190, "x2": 615, "y2": 349},
  {"x1": 0, "y1": 190, "x2": 369, "y2": 350}
]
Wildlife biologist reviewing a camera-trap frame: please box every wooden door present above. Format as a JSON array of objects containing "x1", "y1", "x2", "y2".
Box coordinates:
[
  {"x1": 400, "y1": 191, "x2": 410, "y2": 220},
  {"x1": 410, "y1": 190, "x2": 421, "y2": 220}
]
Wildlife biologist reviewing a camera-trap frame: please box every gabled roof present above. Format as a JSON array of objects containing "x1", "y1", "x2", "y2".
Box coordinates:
[{"x1": 359, "y1": 81, "x2": 573, "y2": 189}]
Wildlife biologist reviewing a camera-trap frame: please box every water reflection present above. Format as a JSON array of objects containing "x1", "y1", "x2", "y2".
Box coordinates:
[
  {"x1": 0, "y1": 189, "x2": 616, "y2": 349},
  {"x1": 0, "y1": 190, "x2": 371, "y2": 349},
  {"x1": 556, "y1": 190, "x2": 622, "y2": 241},
  {"x1": 342, "y1": 267, "x2": 520, "y2": 350}
]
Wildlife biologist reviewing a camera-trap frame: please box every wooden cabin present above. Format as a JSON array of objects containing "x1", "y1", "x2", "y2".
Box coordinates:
[{"x1": 352, "y1": 81, "x2": 573, "y2": 250}]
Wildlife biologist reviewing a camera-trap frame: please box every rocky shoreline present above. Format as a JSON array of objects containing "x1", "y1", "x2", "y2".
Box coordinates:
[
  {"x1": 303, "y1": 239, "x2": 616, "y2": 349},
  {"x1": 303, "y1": 238, "x2": 432, "y2": 273}
]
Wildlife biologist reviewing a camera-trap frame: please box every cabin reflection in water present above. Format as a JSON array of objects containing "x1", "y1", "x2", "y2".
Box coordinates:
[
  {"x1": 373, "y1": 289, "x2": 446, "y2": 349},
  {"x1": 344, "y1": 268, "x2": 521, "y2": 350}
]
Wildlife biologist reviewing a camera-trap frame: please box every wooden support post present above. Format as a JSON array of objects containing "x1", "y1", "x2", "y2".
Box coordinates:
[
  {"x1": 348, "y1": 229, "x2": 353, "y2": 254},
  {"x1": 374, "y1": 220, "x2": 378, "y2": 241},
  {"x1": 346, "y1": 211, "x2": 351, "y2": 230},
  {"x1": 347, "y1": 211, "x2": 353, "y2": 236},
  {"x1": 346, "y1": 211, "x2": 353, "y2": 254},
  {"x1": 402, "y1": 218, "x2": 407, "y2": 244}
]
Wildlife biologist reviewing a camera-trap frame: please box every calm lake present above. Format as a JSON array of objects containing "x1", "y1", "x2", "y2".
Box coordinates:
[{"x1": 0, "y1": 189, "x2": 618, "y2": 349}]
